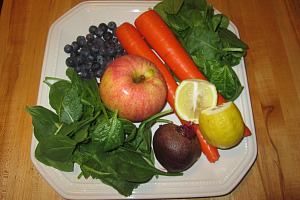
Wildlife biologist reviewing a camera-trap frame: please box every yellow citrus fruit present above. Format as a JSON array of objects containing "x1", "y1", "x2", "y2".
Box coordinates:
[
  {"x1": 174, "y1": 79, "x2": 218, "y2": 124},
  {"x1": 198, "y1": 101, "x2": 244, "y2": 149}
]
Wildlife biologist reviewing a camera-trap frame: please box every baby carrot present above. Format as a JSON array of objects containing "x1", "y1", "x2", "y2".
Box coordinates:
[
  {"x1": 134, "y1": 10, "x2": 252, "y2": 137},
  {"x1": 116, "y1": 22, "x2": 220, "y2": 162}
]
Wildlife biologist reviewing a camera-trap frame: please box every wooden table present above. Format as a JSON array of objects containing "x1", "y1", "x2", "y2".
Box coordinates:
[{"x1": 1, "y1": 0, "x2": 299, "y2": 199}]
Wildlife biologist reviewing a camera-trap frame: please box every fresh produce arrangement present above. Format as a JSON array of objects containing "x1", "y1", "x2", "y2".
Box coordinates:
[
  {"x1": 116, "y1": 6, "x2": 252, "y2": 163},
  {"x1": 153, "y1": 0, "x2": 248, "y2": 101},
  {"x1": 26, "y1": 67, "x2": 181, "y2": 197},
  {"x1": 27, "y1": 0, "x2": 253, "y2": 197}
]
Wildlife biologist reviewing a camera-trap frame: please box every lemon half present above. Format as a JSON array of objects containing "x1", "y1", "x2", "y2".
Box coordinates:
[
  {"x1": 174, "y1": 79, "x2": 218, "y2": 124},
  {"x1": 198, "y1": 101, "x2": 244, "y2": 149}
]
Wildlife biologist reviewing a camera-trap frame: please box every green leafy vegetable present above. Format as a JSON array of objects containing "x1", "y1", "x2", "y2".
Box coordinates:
[
  {"x1": 25, "y1": 106, "x2": 60, "y2": 142},
  {"x1": 59, "y1": 87, "x2": 83, "y2": 124},
  {"x1": 107, "y1": 149, "x2": 181, "y2": 182},
  {"x1": 48, "y1": 80, "x2": 71, "y2": 113},
  {"x1": 35, "y1": 142, "x2": 74, "y2": 172},
  {"x1": 162, "y1": 0, "x2": 184, "y2": 14},
  {"x1": 154, "y1": 0, "x2": 248, "y2": 101},
  {"x1": 26, "y1": 67, "x2": 179, "y2": 197},
  {"x1": 73, "y1": 151, "x2": 140, "y2": 197},
  {"x1": 47, "y1": 79, "x2": 83, "y2": 124},
  {"x1": 92, "y1": 111, "x2": 124, "y2": 152},
  {"x1": 38, "y1": 134, "x2": 76, "y2": 162}
]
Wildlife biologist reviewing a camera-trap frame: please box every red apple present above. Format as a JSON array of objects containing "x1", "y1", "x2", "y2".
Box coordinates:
[{"x1": 99, "y1": 54, "x2": 167, "y2": 122}]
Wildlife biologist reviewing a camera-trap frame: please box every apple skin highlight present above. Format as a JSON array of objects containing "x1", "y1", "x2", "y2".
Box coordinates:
[{"x1": 99, "y1": 55, "x2": 167, "y2": 122}]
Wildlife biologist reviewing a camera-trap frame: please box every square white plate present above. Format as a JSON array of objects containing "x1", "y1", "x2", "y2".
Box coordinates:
[{"x1": 30, "y1": 1, "x2": 257, "y2": 199}]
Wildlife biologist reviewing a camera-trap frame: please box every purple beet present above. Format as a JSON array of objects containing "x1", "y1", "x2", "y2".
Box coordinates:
[{"x1": 153, "y1": 123, "x2": 201, "y2": 173}]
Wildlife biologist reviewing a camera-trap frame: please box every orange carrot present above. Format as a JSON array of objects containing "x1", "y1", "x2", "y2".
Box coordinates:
[
  {"x1": 134, "y1": 10, "x2": 206, "y2": 81},
  {"x1": 116, "y1": 22, "x2": 220, "y2": 162},
  {"x1": 181, "y1": 121, "x2": 220, "y2": 163},
  {"x1": 194, "y1": 124, "x2": 220, "y2": 162},
  {"x1": 134, "y1": 10, "x2": 252, "y2": 138}
]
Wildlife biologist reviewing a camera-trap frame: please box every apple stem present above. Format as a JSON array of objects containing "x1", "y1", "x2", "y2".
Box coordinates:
[{"x1": 134, "y1": 75, "x2": 146, "y2": 83}]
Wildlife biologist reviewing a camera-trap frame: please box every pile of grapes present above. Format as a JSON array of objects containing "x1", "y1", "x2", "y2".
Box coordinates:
[{"x1": 64, "y1": 21, "x2": 127, "y2": 80}]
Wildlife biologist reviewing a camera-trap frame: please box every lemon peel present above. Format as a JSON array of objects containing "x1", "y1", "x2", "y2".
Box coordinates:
[{"x1": 198, "y1": 101, "x2": 244, "y2": 149}]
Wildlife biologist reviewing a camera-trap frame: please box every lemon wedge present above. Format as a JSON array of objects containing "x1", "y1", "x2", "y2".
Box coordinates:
[
  {"x1": 174, "y1": 79, "x2": 218, "y2": 124},
  {"x1": 198, "y1": 101, "x2": 244, "y2": 149}
]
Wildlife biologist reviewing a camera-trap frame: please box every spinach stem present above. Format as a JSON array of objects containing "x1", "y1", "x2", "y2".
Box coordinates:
[
  {"x1": 81, "y1": 97, "x2": 94, "y2": 107},
  {"x1": 222, "y1": 47, "x2": 244, "y2": 52},
  {"x1": 143, "y1": 109, "x2": 173, "y2": 124},
  {"x1": 81, "y1": 165, "x2": 111, "y2": 176},
  {"x1": 100, "y1": 102, "x2": 110, "y2": 125},
  {"x1": 154, "y1": 119, "x2": 173, "y2": 124},
  {"x1": 43, "y1": 80, "x2": 52, "y2": 87},
  {"x1": 53, "y1": 123, "x2": 64, "y2": 135},
  {"x1": 45, "y1": 76, "x2": 70, "y2": 82},
  {"x1": 43, "y1": 77, "x2": 71, "y2": 87},
  {"x1": 77, "y1": 172, "x2": 84, "y2": 179}
]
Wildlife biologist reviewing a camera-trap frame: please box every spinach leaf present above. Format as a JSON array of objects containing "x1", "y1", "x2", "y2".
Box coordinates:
[
  {"x1": 82, "y1": 79, "x2": 101, "y2": 109},
  {"x1": 140, "y1": 124, "x2": 153, "y2": 154},
  {"x1": 35, "y1": 143, "x2": 74, "y2": 172},
  {"x1": 98, "y1": 173, "x2": 139, "y2": 197},
  {"x1": 184, "y1": 0, "x2": 208, "y2": 11},
  {"x1": 189, "y1": 9, "x2": 207, "y2": 27},
  {"x1": 35, "y1": 143, "x2": 51, "y2": 166},
  {"x1": 66, "y1": 68, "x2": 102, "y2": 116},
  {"x1": 209, "y1": 64, "x2": 244, "y2": 101},
  {"x1": 38, "y1": 135, "x2": 76, "y2": 162},
  {"x1": 212, "y1": 14, "x2": 229, "y2": 31},
  {"x1": 218, "y1": 27, "x2": 248, "y2": 49},
  {"x1": 59, "y1": 87, "x2": 83, "y2": 124},
  {"x1": 55, "y1": 122, "x2": 78, "y2": 137},
  {"x1": 73, "y1": 124, "x2": 89, "y2": 143},
  {"x1": 222, "y1": 50, "x2": 245, "y2": 67},
  {"x1": 82, "y1": 76, "x2": 110, "y2": 124},
  {"x1": 45, "y1": 158, "x2": 74, "y2": 172},
  {"x1": 128, "y1": 110, "x2": 173, "y2": 165},
  {"x1": 163, "y1": 0, "x2": 184, "y2": 14},
  {"x1": 92, "y1": 111, "x2": 124, "y2": 152},
  {"x1": 79, "y1": 103, "x2": 95, "y2": 122},
  {"x1": 66, "y1": 67, "x2": 85, "y2": 95},
  {"x1": 48, "y1": 79, "x2": 83, "y2": 124},
  {"x1": 135, "y1": 131, "x2": 156, "y2": 167},
  {"x1": 26, "y1": 106, "x2": 60, "y2": 142},
  {"x1": 166, "y1": 14, "x2": 190, "y2": 32},
  {"x1": 49, "y1": 80, "x2": 72, "y2": 113},
  {"x1": 107, "y1": 149, "x2": 182, "y2": 183},
  {"x1": 118, "y1": 118, "x2": 136, "y2": 136},
  {"x1": 184, "y1": 25, "x2": 224, "y2": 66},
  {"x1": 130, "y1": 109, "x2": 173, "y2": 151},
  {"x1": 153, "y1": 2, "x2": 168, "y2": 22},
  {"x1": 73, "y1": 151, "x2": 139, "y2": 197},
  {"x1": 76, "y1": 141, "x2": 98, "y2": 156}
]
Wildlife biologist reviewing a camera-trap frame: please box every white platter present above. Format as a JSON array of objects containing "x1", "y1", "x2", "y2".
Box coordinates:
[{"x1": 30, "y1": 1, "x2": 257, "y2": 199}]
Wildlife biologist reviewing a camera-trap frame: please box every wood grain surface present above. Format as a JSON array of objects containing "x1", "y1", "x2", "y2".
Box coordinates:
[{"x1": 0, "y1": 0, "x2": 299, "y2": 199}]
